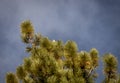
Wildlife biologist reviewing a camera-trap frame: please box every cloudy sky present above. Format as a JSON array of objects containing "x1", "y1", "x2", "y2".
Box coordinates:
[{"x1": 0, "y1": 0, "x2": 120, "y2": 83}]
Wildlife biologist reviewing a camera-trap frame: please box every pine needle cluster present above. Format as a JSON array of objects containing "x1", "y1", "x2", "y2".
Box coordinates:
[{"x1": 103, "y1": 54, "x2": 118, "y2": 83}]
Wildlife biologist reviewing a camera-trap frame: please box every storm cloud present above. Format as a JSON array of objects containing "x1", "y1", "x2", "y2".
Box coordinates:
[{"x1": 0, "y1": 0, "x2": 120, "y2": 83}]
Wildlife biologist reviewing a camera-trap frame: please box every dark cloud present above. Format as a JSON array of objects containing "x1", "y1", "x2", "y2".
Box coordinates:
[{"x1": 0, "y1": 0, "x2": 120, "y2": 83}]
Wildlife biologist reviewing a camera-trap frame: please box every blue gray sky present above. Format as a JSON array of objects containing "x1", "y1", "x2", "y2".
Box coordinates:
[{"x1": 0, "y1": 0, "x2": 120, "y2": 83}]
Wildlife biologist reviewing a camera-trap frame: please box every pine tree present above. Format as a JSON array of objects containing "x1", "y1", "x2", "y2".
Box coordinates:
[{"x1": 5, "y1": 20, "x2": 119, "y2": 83}]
